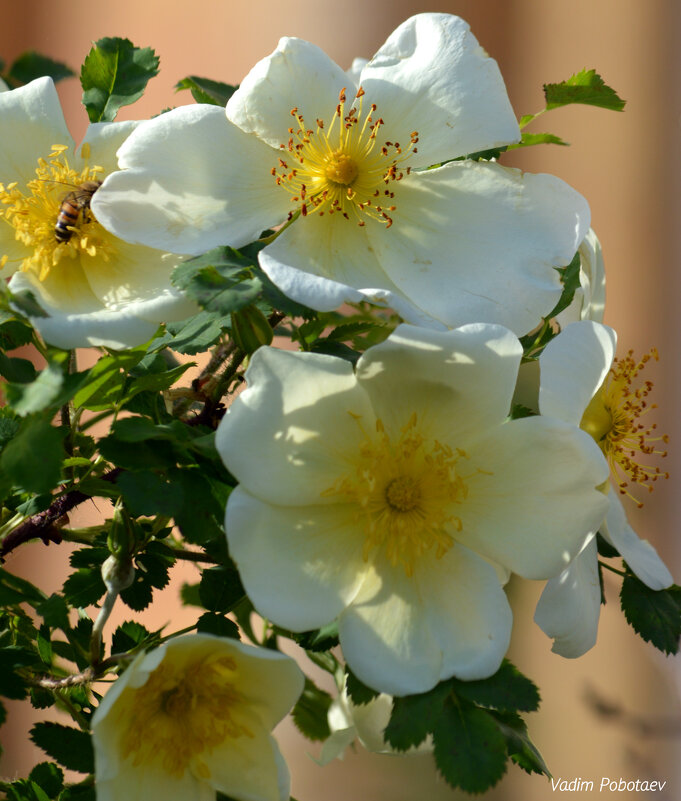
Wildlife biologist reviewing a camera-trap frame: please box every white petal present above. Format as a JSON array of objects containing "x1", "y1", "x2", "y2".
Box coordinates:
[
  {"x1": 602, "y1": 494, "x2": 673, "y2": 589},
  {"x1": 226, "y1": 487, "x2": 369, "y2": 631},
  {"x1": 355, "y1": 322, "x2": 521, "y2": 438},
  {"x1": 217, "y1": 346, "x2": 375, "y2": 505},
  {"x1": 345, "y1": 57, "x2": 368, "y2": 87},
  {"x1": 417, "y1": 544, "x2": 512, "y2": 680},
  {"x1": 338, "y1": 559, "x2": 443, "y2": 695},
  {"x1": 539, "y1": 320, "x2": 617, "y2": 425},
  {"x1": 0, "y1": 78, "x2": 73, "y2": 187},
  {"x1": 258, "y1": 212, "x2": 396, "y2": 312},
  {"x1": 203, "y1": 725, "x2": 286, "y2": 801},
  {"x1": 318, "y1": 727, "x2": 356, "y2": 765},
  {"x1": 81, "y1": 234, "x2": 192, "y2": 320},
  {"x1": 79, "y1": 120, "x2": 142, "y2": 172},
  {"x1": 367, "y1": 161, "x2": 590, "y2": 335},
  {"x1": 9, "y1": 270, "x2": 157, "y2": 350},
  {"x1": 359, "y1": 13, "x2": 519, "y2": 166},
  {"x1": 458, "y1": 417, "x2": 609, "y2": 578},
  {"x1": 95, "y1": 764, "x2": 206, "y2": 801},
  {"x1": 91, "y1": 105, "x2": 288, "y2": 255},
  {"x1": 556, "y1": 228, "x2": 606, "y2": 326},
  {"x1": 534, "y1": 537, "x2": 601, "y2": 658},
  {"x1": 226, "y1": 37, "x2": 348, "y2": 148}
]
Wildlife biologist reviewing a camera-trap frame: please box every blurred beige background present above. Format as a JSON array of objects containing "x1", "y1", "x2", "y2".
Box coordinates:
[{"x1": 1, "y1": 0, "x2": 680, "y2": 799}]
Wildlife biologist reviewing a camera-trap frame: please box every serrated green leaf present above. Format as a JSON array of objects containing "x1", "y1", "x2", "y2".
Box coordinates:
[
  {"x1": 293, "y1": 621, "x2": 339, "y2": 652},
  {"x1": 491, "y1": 710, "x2": 551, "y2": 777},
  {"x1": 198, "y1": 566, "x2": 245, "y2": 613},
  {"x1": 28, "y1": 762, "x2": 64, "y2": 797},
  {"x1": 81, "y1": 37, "x2": 159, "y2": 122},
  {"x1": 620, "y1": 578, "x2": 681, "y2": 654},
  {"x1": 544, "y1": 69, "x2": 625, "y2": 112},
  {"x1": 36, "y1": 594, "x2": 70, "y2": 631},
  {"x1": 30, "y1": 686, "x2": 55, "y2": 710},
  {"x1": 30, "y1": 722, "x2": 94, "y2": 773},
  {"x1": 0, "y1": 407, "x2": 21, "y2": 448},
  {"x1": 508, "y1": 132, "x2": 569, "y2": 149},
  {"x1": 291, "y1": 678, "x2": 332, "y2": 742},
  {"x1": 36, "y1": 626, "x2": 52, "y2": 664},
  {"x1": 180, "y1": 582, "x2": 202, "y2": 607},
  {"x1": 58, "y1": 783, "x2": 96, "y2": 801},
  {"x1": 0, "y1": 417, "x2": 66, "y2": 493},
  {"x1": 345, "y1": 668, "x2": 380, "y2": 706},
  {"x1": 111, "y1": 620, "x2": 150, "y2": 653},
  {"x1": 72, "y1": 348, "x2": 146, "y2": 410},
  {"x1": 175, "y1": 76, "x2": 238, "y2": 106},
  {"x1": 0, "y1": 646, "x2": 36, "y2": 699},
  {"x1": 310, "y1": 339, "x2": 360, "y2": 365},
  {"x1": 8, "y1": 52, "x2": 74, "y2": 85},
  {"x1": 433, "y1": 699, "x2": 508, "y2": 794},
  {"x1": 62, "y1": 569, "x2": 106, "y2": 608},
  {"x1": 452, "y1": 660, "x2": 540, "y2": 713},
  {"x1": 4, "y1": 363, "x2": 63, "y2": 415},
  {"x1": 384, "y1": 681, "x2": 451, "y2": 751},
  {"x1": 119, "y1": 549, "x2": 173, "y2": 612},
  {"x1": 0, "y1": 317, "x2": 34, "y2": 350},
  {"x1": 196, "y1": 612, "x2": 240, "y2": 639},
  {"x1": 151, "y1": 311, "x2": 228, "y2": 355}
]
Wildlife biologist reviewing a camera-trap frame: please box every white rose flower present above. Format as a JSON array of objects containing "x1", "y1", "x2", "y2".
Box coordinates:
[
  {"x1": 91, "y1": 634, "x2": 304, "y2": 801},
  {"x1": 216, "y1": 324, "x2": 609, "y2": 695},
  {"x1": 555, "y1": 228, "x2": 606, "y2": 327},
  {"x1": 535, "y1": 320, "x2": 673, "y2": 657},
  {"x1": 319, "y1": 683, "x2": 432, "y2": 765},
  {"x1": 0, "y1": 77, "x2": 195, "y2": 349},
  {"x1": 92, "y1": 13, "x2": 590, "y2": 336}
]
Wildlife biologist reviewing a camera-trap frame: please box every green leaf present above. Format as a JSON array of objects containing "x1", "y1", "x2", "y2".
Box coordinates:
[
  {"x1": 30, "y1": 722, "x2": 94, "y2": 773},
  {"x1": 36, "y1": 594, "x2": 70, "y2": 631},
  {"x1": 152, "y1": 311, "x2": 228, "y2": 355},
  {"x1": 196, "y1": 612, "x2": 240, "y2": 639},
  {"x1": 198, "y1": 566, "x2": 245, "y2": 613},
  {"x1": 293, "y1": 621, "x2": 339, "y2": 652},
  {"x1": 175, "y1": 76, "x2": 238, "y2": 106},
  {"x1": 0, "y1": 316, "x2": 34, "y2": 350},
  {"x1": 0, "y1": 567, "x2": 46, "y2": 607},
  {"x1": 171, "y1": 247, "x2": 262, "y2": 316},
  {"x1": 181, "y1": 582, "x2": 202, "y2": 607},
  {"x1": 72, "y1": 347, "x2": 147, "y2": 410},
  {"x1": 117, "y1": 470, "x2": 185, "y2": 517},
  {"x1": 451, "y1": 659, "x2": 540, "y2": 713},
  {"x1": 0, "y1": 417, "x2": 66, "y2": 493},
  {"x1": 62, "y1": 569, "x2": 106, "y2": 608},
  {"x1": 172, "y1": 469, "x2": 227, "y2": 544},
  {"x1": 81, "y1": 37, "x2": 159, "y2": 122},
  {"x1": 432, "y1": 699, "x2": 508, "y2": 794},
  {"x1": 0, "y1": 646, "x2": 36, "y2": 699},
  {"x1": 111, "y1": 620, "x2": 151, "y2": 653},
  {"x1": 620, "y1": 577, "x2": 681, "y2": 654},
  {"x1": 8, "y1": 288, "x2": 49, "y2": 318},
  {"x1": 291, "y1": 678, "x2": 332, "y2": 741},
  {"x1": 345, "y1": 668, "x2": 380, "y2": 706},
  {"x1": 508, "y1": 132, "x2": 569, "y2": 149},
  {"x1": 0, "y1": 406, "x2": 21, "y2": 448},
  {"x1": 4, "y1": 363, "x2": 64, "y2": 416},
  {"x1": 0, "y1": 352, "x2": 37, "y2": 383},
  {"x1": 544, "y1": 69, "x2": 625, "y2": 112},
  {"x1": 28, "y1": 763, "x2": 64, "y2": 798},
  {"x1": 119, "y1": 547, "x2": 174, "y2": 612},
  {"x1": 58, "y1": 784, "x2": 96, "y2": 801},
  {"x1": 384, "y1": 681, "x2": 452, "y2": 751},
  {"x1": 596, "y1": 532, "x2": 619, "y2": 558},
  {"x1": 492, "y1": 710, "x2": 551, "y2": 777},
  {"x1": 7, "y1": 52, "x2": 74, "y2": 85}
]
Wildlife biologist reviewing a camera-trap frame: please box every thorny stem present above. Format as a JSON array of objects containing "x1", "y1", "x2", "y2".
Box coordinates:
[{"x1": 0, "y1": 468, "x2": 121, "y2": 560}]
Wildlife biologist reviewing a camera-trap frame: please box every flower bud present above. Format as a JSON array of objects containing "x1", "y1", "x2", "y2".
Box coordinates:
[{"x1": 230, "y1": 306, "x2": 273, "y2": 354}]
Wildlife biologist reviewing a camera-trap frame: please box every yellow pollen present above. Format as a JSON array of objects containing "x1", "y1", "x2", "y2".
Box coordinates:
[
  {"x1": 118, "y1": 654, "x2": 252, "y2": 780},
  {"x1": 322, "y1": 412, "x2": 476, "y2": 576},
  {"x1": 0, "y1": 145, "x2": 110, "y2": 281},
  {"x1": 325, "y1": 150, "x2": 359, "y2": 186},
  {"x1": 580, "y1": 348, "x2": 669, "y2": 507},
  {"x1": 272, "y1": 86, "x2": 418, "y2": 228}
]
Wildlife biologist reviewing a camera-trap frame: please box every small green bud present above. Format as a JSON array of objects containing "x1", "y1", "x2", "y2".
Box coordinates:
[{"x1": 230, "y1": 306, "x2": 273, "y2": 354}]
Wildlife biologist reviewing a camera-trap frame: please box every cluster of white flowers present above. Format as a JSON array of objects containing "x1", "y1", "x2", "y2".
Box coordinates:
[{"x1": 1, "y1": 11, "x2": 672, "y2": 801}]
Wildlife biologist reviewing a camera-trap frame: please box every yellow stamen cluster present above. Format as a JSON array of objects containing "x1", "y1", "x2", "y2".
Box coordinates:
[
  {"x1": 119, "y1": 654, "x2": 252, "y2": 780},
  {"x1": 323, "y1": 412, "x2": 468, "y2": 576},
  {"x1": 272, "y1": 87, "x2": 418, "y2": 228},
  {"x1": 0, "y1": 143, "x2": 109, "y2": 281},
  {"x1": 580, "y1": 348, "x2": 669, "y2": 507}
]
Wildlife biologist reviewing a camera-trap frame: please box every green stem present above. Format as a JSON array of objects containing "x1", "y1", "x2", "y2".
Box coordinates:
[
  {"x1": 599, "y1": 561, "x2": 628, "y2": 578},
  {"x1": 259, "y1": 212, "x2": 300, "y2": 245}
]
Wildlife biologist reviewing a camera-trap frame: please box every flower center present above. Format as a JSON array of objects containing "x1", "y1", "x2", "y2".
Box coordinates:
[
  {"x1": 0, "y1": 143, "x2": 111, "y2": 281},
  {"x1": 323, "y1": 413, "x2": 470, "y2": 576},
  {"x1": 580, "y1": 348, "x2": 669, "y2": 507},
  {"x1": 272, "y1": 87, "x2": 419, "y2": 228},
  {"x1": 119, "y1": 654, "x2": 253, "y2": 780}
]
